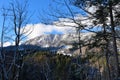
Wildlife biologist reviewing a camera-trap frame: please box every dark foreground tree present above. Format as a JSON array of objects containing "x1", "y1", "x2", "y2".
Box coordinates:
[
  {"x1": 43, "y1": 0, "x2": 120, "y2": 79},
  {"x1": 71, "y1": 0, "x2": 120, "y2": 79},
  {"x1": 0, "y1": 0, "x2": 32, "y2": 80},
  {"x1": 0, "y1": 8, "x2": 9, "y2": 80}
]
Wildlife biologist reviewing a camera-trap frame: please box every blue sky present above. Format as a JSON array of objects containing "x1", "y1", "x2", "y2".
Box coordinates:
[
  {"x1": 0, "y1": 0, "x2": 55, "y2": 45},
  {"x1": 0, "y1": 0, "x2": 78, "y2": 44},
  {"x1": 0, "y1": 0, "x2": 87, "y2": 26},
  {"x1": 0, "y1": 0, "x2": 53, "y2": 37},
  {"x1": 0, "y1": 0, "x2": 92, "y2": 46},
  {"x1": 0, "y1": 0, "x2": 52, "y2": 23},
  {"x1": 29, "y1": 0, "x2": 52, "y2": 23}
]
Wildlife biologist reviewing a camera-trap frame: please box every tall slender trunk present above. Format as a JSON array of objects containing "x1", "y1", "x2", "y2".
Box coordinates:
[
  {"x1": 105, "y1": 47, "x2": 111, "y2": 80},
  {"x1": 109, "y1": 1, "x2": 120, "y2": 79},
  {"x1": 78, "y1": 28, "x2": 82, "y2": 55},
  {"x1": 0, "y1": 13, "x2": 8, "y2": 80},
  {"x1": 77, "y1": 26, "x2": 82, "y2": 56},
  {"x1": 102, "y1": 22, "x2": 112, "y2": 80}
]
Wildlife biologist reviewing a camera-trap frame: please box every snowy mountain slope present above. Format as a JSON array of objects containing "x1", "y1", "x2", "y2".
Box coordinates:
[{"x1": 24, "y1": 32, "x2": 96, "y2": 48}]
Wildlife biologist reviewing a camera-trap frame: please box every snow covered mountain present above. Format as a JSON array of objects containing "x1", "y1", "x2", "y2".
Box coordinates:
[
  {"x1": 24, "y1": 32, "x2": 96, "y2": 48},
  {"x1": 23, "y1": 33, "x2": 95, "y2": 56}
]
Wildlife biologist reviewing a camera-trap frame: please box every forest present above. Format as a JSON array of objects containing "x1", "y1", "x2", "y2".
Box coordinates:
[{"x1": 0, "y1": 0, "x2": 120, "y2": 80}]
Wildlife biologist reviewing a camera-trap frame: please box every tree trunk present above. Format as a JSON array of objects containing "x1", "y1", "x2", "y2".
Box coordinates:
[
  {"x1": 105, "y1": 48, "x2": 111, "y2": 80},
  {"x1": 109, "y1": 1, "x2": 120, "y2": 79}
]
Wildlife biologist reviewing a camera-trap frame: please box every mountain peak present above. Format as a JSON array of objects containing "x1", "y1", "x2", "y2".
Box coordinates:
[{"x1": 24, "y1": 32, "x2": 95, "y2": 47}]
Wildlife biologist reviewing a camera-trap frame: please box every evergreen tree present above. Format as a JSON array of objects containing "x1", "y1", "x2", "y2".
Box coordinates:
[{"x1": 71, "y1": 0, "x2": 120, "y2": 79}]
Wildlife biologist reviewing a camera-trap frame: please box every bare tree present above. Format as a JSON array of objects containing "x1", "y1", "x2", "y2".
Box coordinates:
[
  {"x1": 8, "y1": 1, "x2": 32, "y2": 80},
  {"x1": 0, "y1": 8, "x2": 9, "y2": 80},
  {"x1": 0, "y1": 0, "x2": 32, "y2": 80}
]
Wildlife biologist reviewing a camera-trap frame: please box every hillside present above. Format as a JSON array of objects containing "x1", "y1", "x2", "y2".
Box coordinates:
[
  {"x1": 24, "y1": 32, "x2": 95, "y2": 47},
  {"x1": 23, "y1": 32, "x2": 96, "y2": 56}
]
